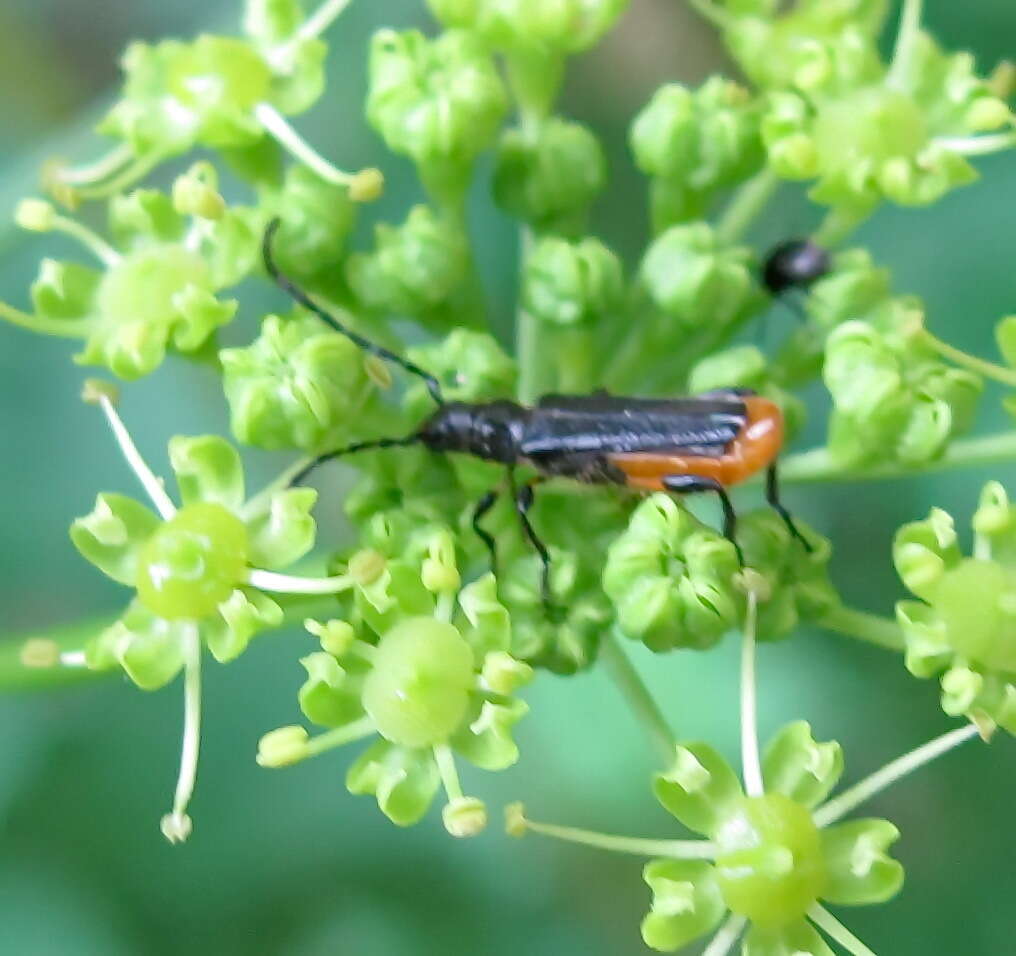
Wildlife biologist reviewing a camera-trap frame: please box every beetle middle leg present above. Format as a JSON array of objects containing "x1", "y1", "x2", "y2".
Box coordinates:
[
  {"x1": 471, "y1": 489, "x2": 501, "y2": 574},
  {"x1": 765, "y1": 464, "x2": 813, "y2": 553},
  {"x1": 507, "y1": 471, "x2": 553, "y2": 608},
  {"x1": 662, "y1": 474, "x2": 744, "y2": 566}
]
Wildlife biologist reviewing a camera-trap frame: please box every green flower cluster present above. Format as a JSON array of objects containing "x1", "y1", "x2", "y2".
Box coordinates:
[
  {"x1": 894, "y1": 482, "x2": 1016, "y2": 735},
  {"x1": 603, "y1": 495, "x2": 835, "y2": 652},
  {"x1": 641, "y1": 723, "x2": 902, "y2": 953},
  {"x1": 3, "y1": 0, "x2": 1014, "y2": 946},
  {"x1": 259, "y1": 529, "x2": 532, "y2": 833}
]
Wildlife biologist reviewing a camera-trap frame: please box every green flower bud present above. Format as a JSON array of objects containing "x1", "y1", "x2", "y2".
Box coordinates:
[
  {"x1": 604, "y1": 495, "x2": 741, "y2": 652},
  {"x1": 493, "y1": 118, "x2": 606, "y2": 233},
  {"x1": 220, "y1": 312, "x2": 373, "y2": 451},
  {"x1": 522, "y1": 235, "x2": 624, "y2": 327},
  {"x1": 346, "y1": 205, "x2": 470, "y2": 319},
  {"x1": 640, "y1": 224, "x2": 759, "y2": 331},
  {"x1": 631, "y1": 78, "x2": 764, "y2": 228},
  {"x1": 823, "y1": 314, "x2": 981, "y2": 467},
  {"x1": 172, "y1": 162, "x2": 226, "y2": 220},
  {"x1": 259, "y1": 165, "x2": 357, "y2": 280},
  {"x1": 426, "y1": 0, "x2": 629, "y2": 54},
  {"x1": 366, "y1": 29, "x2": 508, "y2": 182},
  {"x1": 689, "y1": 345, "x2": 767, "y2": 395},
  {"x1": 402, "y1": 329, "x2": 516, "y2": 422}
]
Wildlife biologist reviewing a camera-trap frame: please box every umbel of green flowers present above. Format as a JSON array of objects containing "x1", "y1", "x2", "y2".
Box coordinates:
[
  {"x1": 258, "y1": 531, "x2": 533, "y2": 836},
  {"x1": 894, "y1": 481, "x2": 1016, "y2": 735}
]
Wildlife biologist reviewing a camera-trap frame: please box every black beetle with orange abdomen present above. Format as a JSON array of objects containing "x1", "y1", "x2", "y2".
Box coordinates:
[{"x1": 264, "y1": 221, "x2": 809, "y2": 606}]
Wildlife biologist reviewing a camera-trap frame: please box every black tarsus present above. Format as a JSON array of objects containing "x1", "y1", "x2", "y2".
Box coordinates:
[
  {"x1": 662, "y1": 474, "x2": 744, "y2": 566},
  {"x1": 262, "y1": 219, "x2": 444, "y2": 405},
  {"x1": 508, "y1": 472, "x2": 553, "y2": 608},
  {"x1": 291, "y1": 435, "x2": 419, "y2": 486},
  {"x1": 765, "y1": 464, "x2": 813, "y2": 553},
  {"x1": 471, "y1": 489, "x2": 500, "y2": 574}
]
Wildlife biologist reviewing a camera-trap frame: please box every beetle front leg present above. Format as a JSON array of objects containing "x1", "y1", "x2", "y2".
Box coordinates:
[{"x1": 661, "y1": 474, "x2": 744, "y2": 566}]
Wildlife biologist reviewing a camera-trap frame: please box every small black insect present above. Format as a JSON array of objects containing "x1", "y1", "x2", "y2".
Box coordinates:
[{"x1": 762, "y1": 238, "x2": 831, "y2": 297}]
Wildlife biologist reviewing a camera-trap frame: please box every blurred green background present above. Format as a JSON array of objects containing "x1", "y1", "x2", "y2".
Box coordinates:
[{"x1": 1, "y1": 2, "x2": 1015, "y2": 953}]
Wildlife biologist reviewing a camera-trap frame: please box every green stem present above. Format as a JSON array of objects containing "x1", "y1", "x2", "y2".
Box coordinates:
[
  {"x1": 51, "y1": 214, "x2": 121, "y2": 266},
  {"x1": 812, "y1": 205, "x2": 871, "y2": 249},
  {"x1": 0, "y1": 301, "x2": 92, "y2": 339},
  {"x1": 304, "y1": 716, "x2": 376, "y2": 758},
  {"x1": 808, "y1": 905, "x2": 877, "y2": 956},
  {"x1": 161, "y1": 622, "x2": 202, "y2": 843},
  {"x1": 520, "y1": 812, "x2": 716, "y2": 859},
  {"x1": 601, "y1": 633, "x2": 676, "y2": 767},
  {"x1": 819, "y1": 606, "x2": 906, "y2": 653},
  {"x1": 685, "y1": 0, "x2": 734, "y2": 30},
  {"x1": 715, "y1": 168, "x2": 780, "y2": 245},
  {"x1": 935, "y1": 132, "x2": 1016, "y2": 156},
  {"x1": 922, "y1": 329, "x2": 1016, "y2": 387},
  {"x1": 73, "y1": 151, "x2": 166, "y2": 200},
  {"x1": 434, "y1": 743, "x2": 464, "y2": 801},
  {"x1": 814, "y1": 723, "x2": 979, "y2": 827},
  {"x1": 253, "y1": 103, "x2": 360, "y2": 188},
  {"x1": 778, "y1": 431, "x2": 1016, "y2": 485},
  {"x1": 887, "y1": 0, "x2": 924, "y2": 90},
  {"x1": 53, "y1": 143, "x2": 133, "y2": 186}
]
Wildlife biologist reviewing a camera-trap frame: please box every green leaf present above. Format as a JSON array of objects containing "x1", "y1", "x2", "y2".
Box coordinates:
[
  {"x1": 762, "y1": 721, "x2": 844, "y2": 809},
  {"x1": 640, "y1": 859, "x2": 725, "y2": 953},
  {"x1": 169, "y1": 435, "x2": 245, "y2": 511},
  {"x1": 70, "y1": 493, "x2": 161, "y2": 585},
  {"x1": 346, "y1": 739, "x2": 440, "y2": 826},
  {"x1": 653, "y1": 742, "x2": 742, "y2": 837},
  {"x1": 820, "y1": 819, "x2": 905, "y2": 905}
]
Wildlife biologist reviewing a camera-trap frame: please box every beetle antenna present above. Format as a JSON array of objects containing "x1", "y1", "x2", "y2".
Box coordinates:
[
  {"x1": 290, "y1": 435, "x2": 420, "y2": 487},
  {"x1": 262, "y1": 219, "x2": 444, "y2": 405}
]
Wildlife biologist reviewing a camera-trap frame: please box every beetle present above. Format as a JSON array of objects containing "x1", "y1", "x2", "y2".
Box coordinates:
[
  {"x1": 263, "y1": 220, "x2": 810, "y2": 604},
  {"x1": 762, "y1": 238, "x2": 831, "y2": 297}
]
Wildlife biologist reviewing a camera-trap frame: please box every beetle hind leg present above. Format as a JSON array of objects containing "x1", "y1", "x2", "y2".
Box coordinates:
[
  {"x1": 471, "y1": 489, "x2": 500, "y2": 575},
  {"x1": 661, "y1": 474, "x2": 744, "y2": 566},
  {"x1": 765, "y1": 464, "x2": 813, "y2": 553}
]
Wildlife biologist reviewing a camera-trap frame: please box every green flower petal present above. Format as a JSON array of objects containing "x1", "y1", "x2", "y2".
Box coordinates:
[
  {"x1": 87, "y1": 601, "x2": 186, "y2": 689},
  {"x1": 762, "y1": 721, "x2": 844, "y2": 809},
  {"x1": 654, "y1": 742, "x2": 742, "y2": 836},
  {"x1": 204, "y1": 587, "x2": 282, "y2": 663},
  {"x1": 458, "y1": 574, "x2": 512, "y2": 657},
  {"x1": 31, "y1": 259, "x2": 100, "y2": 322},
  {"x1": 640, "y1": 859, "x2": 725, "y2": 953},
  {"x1": 169, "y1": 435, "x2": 245, "y2": 511},
  {"x1": 451, "y1": 694, "x2": 528, "y2": 770},
  {"x1": 346, "y1": 739, "x2": 441, "y2": 826},
  {"x1": 108, "y1": 189, "x2": 186, "y2": 250},
  {"x1": 245, "y1": 488, "x2": 318, "y2": 569},
  {"x1": 70, "y1": 493, "x2": 161, "y2": 585},
  {"x1": 820, "y1": 818, "x2": 904, "y2": 906},
  {"x1": 297, "y1": 651, "x2": 367, "y2": 727}
]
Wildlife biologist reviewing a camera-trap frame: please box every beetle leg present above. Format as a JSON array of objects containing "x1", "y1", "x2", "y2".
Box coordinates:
[
  {"x1": 508, "y1": 472, "x2": 553, "y2": 609},
  {"x1": 661, "y1": 474, "x2": 744, "y2": 566},
  {"x1": 471, "y1": 489, "x2": 500, "y2": 575},
  {"x1": 765, "y1": 464, "x2": 813, "y2": 553}
]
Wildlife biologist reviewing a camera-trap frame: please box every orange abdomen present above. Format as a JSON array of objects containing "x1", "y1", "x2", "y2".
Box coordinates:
[{"x1": 608, "y1": 396, "x2": 784, "y2": 491}]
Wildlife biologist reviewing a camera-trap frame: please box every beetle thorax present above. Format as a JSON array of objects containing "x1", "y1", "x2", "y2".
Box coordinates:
[{"x1": 417, "y1": 401, "x2": 527, "y2": 464}]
